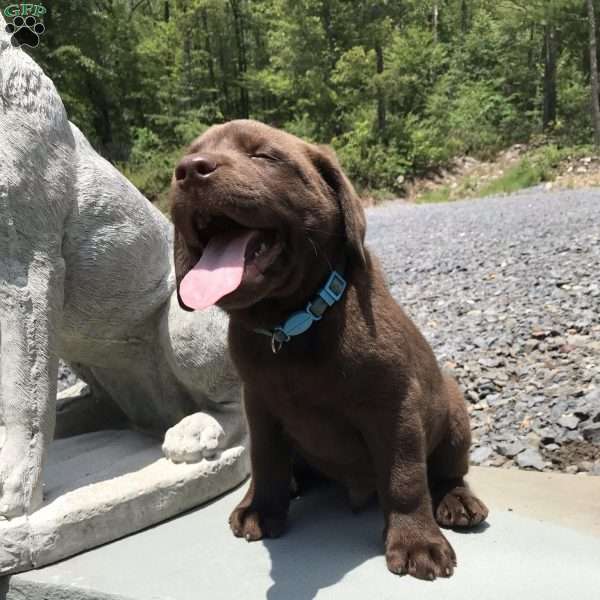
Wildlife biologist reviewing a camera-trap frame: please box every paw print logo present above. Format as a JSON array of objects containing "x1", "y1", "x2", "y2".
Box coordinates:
[{"x1": 5, "y1": 15, "x2": 45, "y2": 49}]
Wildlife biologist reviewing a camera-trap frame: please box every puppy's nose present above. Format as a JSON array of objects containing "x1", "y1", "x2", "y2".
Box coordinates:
[{"x1": 175, "y1": 155, "x2": 218, "y2": 182}]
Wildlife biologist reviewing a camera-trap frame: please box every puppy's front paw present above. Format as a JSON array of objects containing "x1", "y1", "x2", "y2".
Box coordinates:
[
  {"x1": 162, "y1": 412, "x2": 225, "y2": 463},
  {"x1": 386, "y1": 523, "x2": 456, "y2": 580},
  {"x1": 229, "y1": 504, "x2": 287, "y2": 541}
]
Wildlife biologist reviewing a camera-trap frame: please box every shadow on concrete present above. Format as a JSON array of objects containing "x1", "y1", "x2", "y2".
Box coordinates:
[
  {"x1": 0, "y1": 577, "x2": 8, "y2": 600},
  {"x1": 262, "y1": 483, "x2": 381, "y2": 600},
  {"x1": 455, "y1": 520, "x2": 490, "y2": 535},
  {"x1": 262, "y1": 482, "x2": 490, "y2": 600}
]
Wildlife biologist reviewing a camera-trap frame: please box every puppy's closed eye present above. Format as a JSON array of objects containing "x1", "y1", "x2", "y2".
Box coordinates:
[{"x1": 250, "y1": 153, "x2": 277, "y2": 162}]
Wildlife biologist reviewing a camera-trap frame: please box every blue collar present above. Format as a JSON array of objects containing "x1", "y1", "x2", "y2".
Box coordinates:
[{"x1": 253, "y1": 270, "x2": 347, "y2": 354}]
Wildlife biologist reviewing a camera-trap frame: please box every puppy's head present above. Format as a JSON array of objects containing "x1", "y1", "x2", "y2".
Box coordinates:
[{"x1": 170, "y1": 119, "x2": 366, "y2": 312}]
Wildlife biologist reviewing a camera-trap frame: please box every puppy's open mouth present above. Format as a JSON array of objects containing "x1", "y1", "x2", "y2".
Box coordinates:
[{"x1": 179, "y1": 215, "x2": 283, "y2": 310}]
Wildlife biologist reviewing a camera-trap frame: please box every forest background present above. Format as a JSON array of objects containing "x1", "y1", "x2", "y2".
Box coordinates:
[{"x1": 27, "y1": 0, "x2": 600, "y2": 208}]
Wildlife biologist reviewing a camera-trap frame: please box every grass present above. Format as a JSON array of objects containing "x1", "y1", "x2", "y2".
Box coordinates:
[
  {"x1": 418, "y1": 186, "x2": 452, "y2": 203},
  {"x1": 477, "y1": 158, "x2": 547, "y2": 197},
  {"x1": 416, "y1": 144, "x2": 596, "y2": 204}
]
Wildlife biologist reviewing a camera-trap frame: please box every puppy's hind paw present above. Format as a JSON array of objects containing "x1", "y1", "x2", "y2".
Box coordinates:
[
  {"x1": 162, "y1": 412, "x2": 225, "y2": 463},
  {"x1": 435, "y1": 486, "x2": 489, "y2": 529}
]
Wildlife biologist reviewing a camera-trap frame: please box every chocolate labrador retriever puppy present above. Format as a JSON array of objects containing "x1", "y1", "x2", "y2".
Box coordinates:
[{"x1": 170, "y1": 119, "x2": 488, "y2": 580}]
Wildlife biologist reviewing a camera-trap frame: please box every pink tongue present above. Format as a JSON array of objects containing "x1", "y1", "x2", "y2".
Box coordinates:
[{"x1": 179, "y1": 230, "x2": 257, "y2": 310}]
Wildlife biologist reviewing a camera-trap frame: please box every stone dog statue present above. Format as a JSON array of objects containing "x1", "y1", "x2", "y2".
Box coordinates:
[{"x1": 0, "y1": 14, "x2": 246, "y2": 527}]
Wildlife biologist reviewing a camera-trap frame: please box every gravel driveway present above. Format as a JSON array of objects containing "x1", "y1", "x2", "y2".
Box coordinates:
[{"x1": 367, "y1": 188, "x2": 600, "y2": 475}]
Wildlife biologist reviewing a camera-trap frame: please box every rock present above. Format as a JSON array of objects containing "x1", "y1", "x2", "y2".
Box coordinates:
[
  {"x1": 470, "y1": 446, "x2": 493, "y2": 465},
  {"x1": 574, "y1": 406, "x2": 592, "y2": 421},
  {"x1": 488, "y1": 454, "x2": 508, "y2": 467},
  {"x1": 58, "y1": 360, "x2": 80, "y2": 393},
  {"x1": 466, "y1": 390, "x2": 479, "y2": 403},
  {"x1": 531, "y1": 329, "x2": 550, "y2": 339},
  {"x1": 559, "y1": 344, "x2": 576, "y2": 354},
  {"x1": 558, "y1": 415, "x2": 580, "y2": 430},
  {"x1": 524, "y1": 340, "x2": 539, "y2": 351},
  {"x1": 496, "y1": 440, "x2": 526, "y2": 458},
  {"x1": 516, "y1": 448, "x2": 546, "y2": 471},
  {"x1": 527, "y1": 432, "x2": 541, "y2": 448},
  {"x1": 478, "y1": 357, "x2": 504, "y2": 368},
  {"x1": 582, "y1": 424, "x2": 600, "y2": 443},
  {"x1": 565, "y1": 465, "x2": 578, "y2": 475}
]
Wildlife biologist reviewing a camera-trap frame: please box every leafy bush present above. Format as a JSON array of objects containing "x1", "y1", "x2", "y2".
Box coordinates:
[
  {"x1": 120, "y1": 128, "x2": 181, "y2": 211},
  {"x1": 333, "y1": 108, "x2": 410, "y2": 191}
]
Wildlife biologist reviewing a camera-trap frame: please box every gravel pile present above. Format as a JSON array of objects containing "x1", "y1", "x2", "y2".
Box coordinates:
[
  {"x1": 367, "y1": 188, "x2": 600, "y2": 475},
  {"x1": 58, "y1": 360, "x2": 79, "y2": 393}
]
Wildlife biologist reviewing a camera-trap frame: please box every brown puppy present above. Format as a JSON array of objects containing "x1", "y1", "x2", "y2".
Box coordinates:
[{"x1": 170, "y1": 119, "x2": 488, "y2": 580}]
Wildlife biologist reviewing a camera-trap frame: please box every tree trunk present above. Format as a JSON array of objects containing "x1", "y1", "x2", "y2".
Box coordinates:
[
  {"x1": 525, "y1": 24, "x2": 536, "y2": 114},
  {"x1": 432, "y1": 1, "x2": 439, "y2": 43},
  {"x1": 321, "y1": 0, "x2": 337, "y2": 71},
  {"x1": 587, "y1": 0, "x2": 600, "y2": 147},
  {"x1": 543, "y1": 25, "x2": 557, "y2": 130},
  {"x1": 460, "y1": 0, "x2": 468, "y2": 34},
  {"x1": 202, "y1": 8, "x2": 216, "y2": 95},
  {"x1": 229, "y1": 0, "x2": 249, "y2": 118},
  {"x1": 182, "y1": 32, "x2": 192, "y2": 111},
  {"x1": 375, "y1": 41, "x2": 386, "y2": 136},
  {"x1": 163, "y1": 0, "x2": 169, "y2": 22},
  {"x1": 216, "y1": 26, "x2": 231, "y2": 118}
]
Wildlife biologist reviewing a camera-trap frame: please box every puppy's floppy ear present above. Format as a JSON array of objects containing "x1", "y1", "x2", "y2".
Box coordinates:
[
  {"x1": 173, "y1": 228, "x2": 195, "y2": 312},
  {"x1": 308, "y1": 144, "x2": 367, "y2": 268}
]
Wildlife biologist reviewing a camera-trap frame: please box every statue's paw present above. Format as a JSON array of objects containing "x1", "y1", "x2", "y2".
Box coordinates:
[
  {"x1": 162, "y1": 412, "x2": 225, "y2": 463},
  {"x1": 0, "y1": 452, "x2": 42, "y2": 519}
]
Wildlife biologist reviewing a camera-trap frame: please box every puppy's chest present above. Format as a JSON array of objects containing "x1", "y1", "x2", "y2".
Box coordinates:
[{"x1": 261, "y1": 367, "x2": 370, "y2": 473}]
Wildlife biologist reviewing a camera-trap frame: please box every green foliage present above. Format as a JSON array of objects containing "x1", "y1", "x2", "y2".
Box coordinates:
[
  {"x1": 121, "y1": 128, "x2": 182, "y2": 209},
  {"x1": 332, "y1": 108, "x2": 410, "y2": 191},
  {"x1": 28, "y1": 0, "x2": 600, "y2": 200}
]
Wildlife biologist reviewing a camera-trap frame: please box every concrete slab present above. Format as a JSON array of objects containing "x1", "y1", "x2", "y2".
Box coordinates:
[
  {"x1": 469, "y1": 465, "x2": 600, "y2": 537},
  {"x1": 2, "y1": 467, "x2": 600, "y2": 600},
  {"x1": 0, "y1": 431, "x2": 249, "y2": 575}
]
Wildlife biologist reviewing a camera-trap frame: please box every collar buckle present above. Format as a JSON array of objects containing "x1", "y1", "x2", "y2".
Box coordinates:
[{"x1": 320, "y1": 272, "x2": 347, "y2": 305}]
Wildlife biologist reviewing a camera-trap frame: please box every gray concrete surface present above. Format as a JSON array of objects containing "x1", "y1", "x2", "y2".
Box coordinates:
[
  {"x1": 0, "y1": 430, "x2": 248, "y2": 575},
  {"x1": 2, "y1": 466, "x2": 599, "y2": 600}
]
